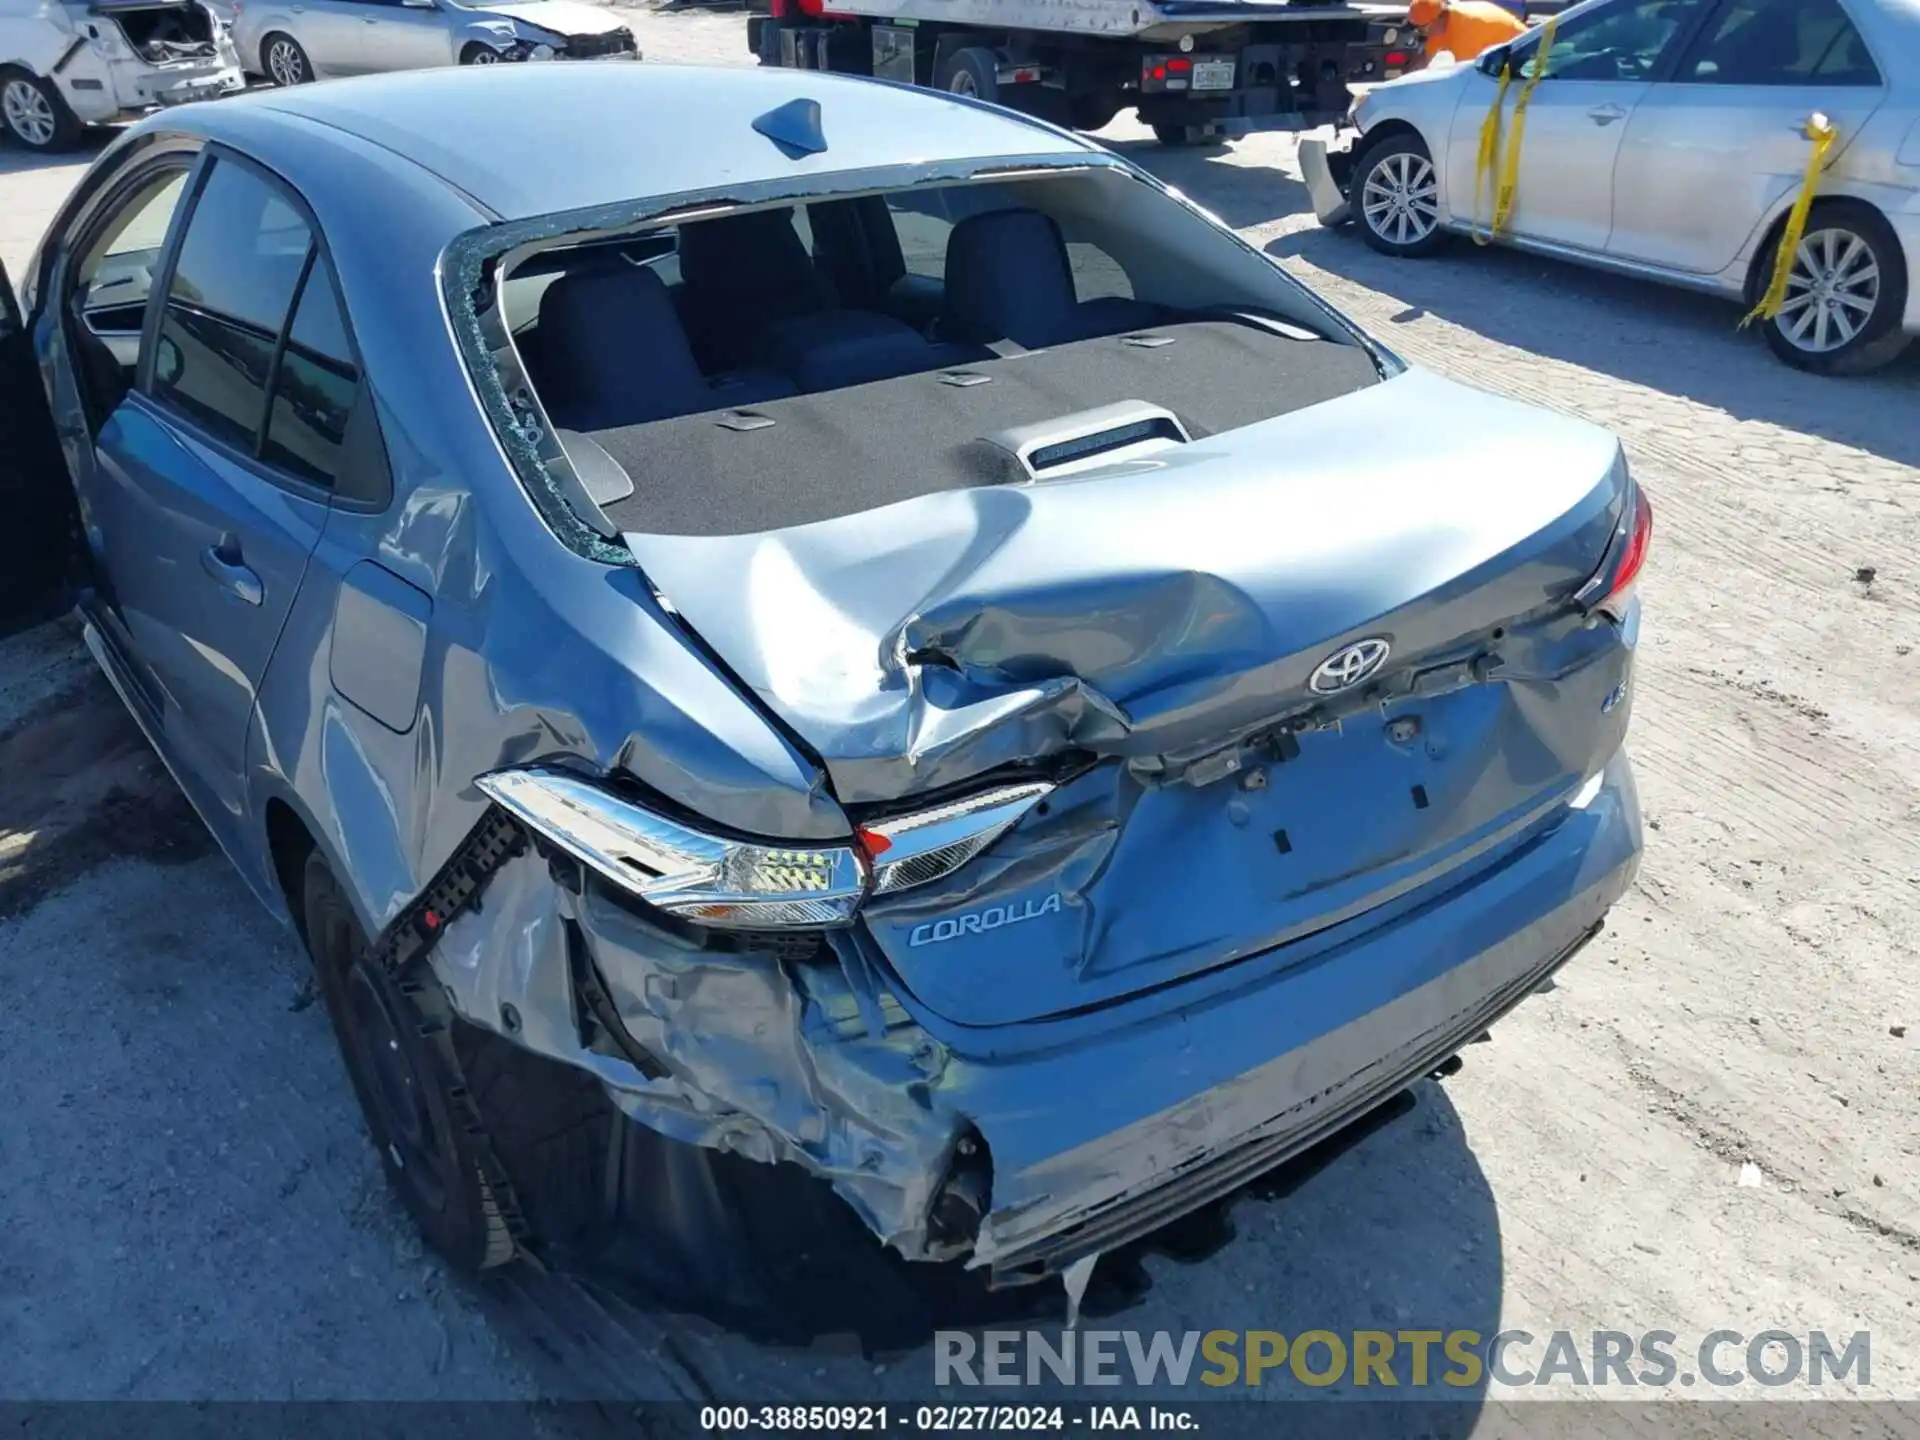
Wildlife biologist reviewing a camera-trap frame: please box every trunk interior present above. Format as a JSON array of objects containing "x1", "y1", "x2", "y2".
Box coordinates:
[{"x1": 91, "y1": 2, "x2": 219, "y2": 60}]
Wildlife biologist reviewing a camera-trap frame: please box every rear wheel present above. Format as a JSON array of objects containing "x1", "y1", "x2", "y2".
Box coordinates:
[
  {"x1": 261, "y1": 33, "x2": 313, "y2": 86},
  {"x1": 0, "y1": 69, "x2": 82, "y2": 153},
  {"x1": 302, "y1": 851, "x2": 611, "y2": 1270},
  {"x1": 1354, "y1": 132, "x2": 1447, "y2": 258},
  {"x1": 933, "y1": 46, "x2": 999, "y2": 103},
  {"x1": 1758, "y1": 201, "x2": 1910, "y2": 377}
]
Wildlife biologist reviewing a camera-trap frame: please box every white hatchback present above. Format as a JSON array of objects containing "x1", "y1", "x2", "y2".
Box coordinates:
[{"x1": 1303, "y1": 0, "x2": 1920, "y2": 374}]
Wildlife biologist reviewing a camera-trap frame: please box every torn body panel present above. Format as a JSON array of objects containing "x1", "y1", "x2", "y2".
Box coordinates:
[{"x1": 424, "y1": 745, "x2": 1637, "y2": 1277}]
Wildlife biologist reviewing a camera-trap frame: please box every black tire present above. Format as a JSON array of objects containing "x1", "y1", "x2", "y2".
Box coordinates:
[
  {"x1": 1757, "y1": 200, "x2": 1911, "y2": 377},
  {"x1": 460, "y1": 42, "x2": 505, "y2": 65},
  {"x1": 1068, "y1": 92, "x2": 1122, "y2": 132},
  {"x1": 933, "y1": 45, "x2": 999, "y2": 103},
  {"x1": 260, "y1": 33, "x2": 313, "y2": 86},
  {"x1": 1151, "y1": 121, "x2": 1225, "y2": 149},
  {"x1": 0, "y1": 68, "x2": 83, "y2": 153},
  {"x1": 458, "y1": 1020, "x2": 615, "y2": 1260},
  {"x1": 1352, "y1": 132, "x2": 1448, "y2": 258},
  {"x1": 303, "y1": 852, "x2": 602, "y2": 1282}
]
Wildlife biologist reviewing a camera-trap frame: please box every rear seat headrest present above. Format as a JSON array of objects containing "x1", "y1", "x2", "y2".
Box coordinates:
[
  {"x1": 534, "y1": 265, "x2": 711, "y2": 429},
  {"x1": 941, "y1": 207, "x2": 1079, "y2": 345}
]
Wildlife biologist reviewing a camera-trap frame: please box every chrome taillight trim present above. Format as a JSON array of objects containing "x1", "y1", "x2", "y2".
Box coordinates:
[
  {"x1": 862, "y1": 782, "x2": 1055, "y2": 896},
  {"x1": 476, "y1": 767, "x2": 866, "y2": 928}
]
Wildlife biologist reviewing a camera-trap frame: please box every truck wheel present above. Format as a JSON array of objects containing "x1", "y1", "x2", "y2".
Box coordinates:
[
  {"x1": 934, "y1": 46, "x2": 999, "y2": 103},
  {"x1": 1151, "y1": 122, "x2": 1224, "y2": 149},
  {"x1": 261, "y1": 33, "x2": 313, "y2": 86},
  {"x1": 1069, "y1": 93, "x2": 1121, "y2": 131},
  {"x1": 1757, "y1": 200, "x2": 1911, "y2": 377},
  {"x1": 1353, "y1": 132, "x2": 1447, "y2": 258},
  {"x1": 0, "y1": 69, "x2": 82, "y2": 153}
]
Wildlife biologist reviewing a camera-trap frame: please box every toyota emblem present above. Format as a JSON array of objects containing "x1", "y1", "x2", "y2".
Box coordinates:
[{"x1": 1309, "y1": 638, "x2": 1391, "y2": 694}]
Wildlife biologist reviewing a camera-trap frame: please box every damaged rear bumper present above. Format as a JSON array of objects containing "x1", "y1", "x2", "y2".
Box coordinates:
[
  {"x1": 431, "y1": 748, "x2": 1640, "y2": 1284},
  {"x1": 1299, "y1": 128, "x2": 1359, "y2": 228}
]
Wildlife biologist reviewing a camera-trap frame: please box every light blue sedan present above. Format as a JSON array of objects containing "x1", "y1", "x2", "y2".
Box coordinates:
[{"x1": 1, "y1": 64, "x2": 1645, "y2": 1305}]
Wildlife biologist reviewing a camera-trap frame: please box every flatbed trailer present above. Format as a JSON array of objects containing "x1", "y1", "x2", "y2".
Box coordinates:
[{"x1": 746, "y1": 0, "x2": 1426, "y2": 145}]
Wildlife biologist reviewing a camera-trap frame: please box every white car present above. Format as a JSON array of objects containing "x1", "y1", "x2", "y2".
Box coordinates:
[
  {"x1": 1302, "y1": 0, "x2": 1920, "y2": 374},
  {"x1": 0, "y1": 0, "x2": 245, "y2": 150},
  {"x1": 228, "y1": 0, "x2": 636, "y2": 86}
]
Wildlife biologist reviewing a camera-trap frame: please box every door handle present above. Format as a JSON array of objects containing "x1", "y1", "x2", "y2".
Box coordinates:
[
  {"x1": 202, "y1": 539, "x2": 263, "y2": 606},
  {"x1": 1588, "y1": 103, "x2": 1626, "y2": 125}
]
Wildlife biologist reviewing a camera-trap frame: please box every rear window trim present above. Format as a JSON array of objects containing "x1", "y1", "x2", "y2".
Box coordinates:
[
  {"x1": 444, "y1": 155, "x2": 1158, "y2": 565},
  {"x1": 440, "y1": 151, "x2": 1392, "y2": 565}
]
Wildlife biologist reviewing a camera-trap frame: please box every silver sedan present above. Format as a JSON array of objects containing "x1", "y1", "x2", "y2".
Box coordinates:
[
  {"x1": 229, "y1": 0, "x2": 637, "y2": 86},
  {"x1": 1303, "y1": 0, "x2": 1920, "y2": 374}
]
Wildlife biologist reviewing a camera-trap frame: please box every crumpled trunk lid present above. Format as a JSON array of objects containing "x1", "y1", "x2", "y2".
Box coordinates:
[{"x1": 625, "y1": 368, "x2": 1636, "y2": 1025}]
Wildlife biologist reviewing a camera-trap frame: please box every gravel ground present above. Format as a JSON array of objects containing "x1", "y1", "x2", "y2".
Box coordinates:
[{"x1": 1, "y1": 8, "x2": 1917, "y2": 1421}]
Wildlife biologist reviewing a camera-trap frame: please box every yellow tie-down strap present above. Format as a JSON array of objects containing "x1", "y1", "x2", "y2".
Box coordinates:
[
  {"x1": 1740, "y1": 112, "x2": 1840, "y2": 329},
  {"x1": 1471, "y1": 15, "x2": 1558, "y2": 247}
]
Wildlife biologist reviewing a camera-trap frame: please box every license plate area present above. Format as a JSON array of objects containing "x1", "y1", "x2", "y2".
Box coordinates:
[{"x1": 1192, "y1": 58, "x2": 1236, "y2": 90}]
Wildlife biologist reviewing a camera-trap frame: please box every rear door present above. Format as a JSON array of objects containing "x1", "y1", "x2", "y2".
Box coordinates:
[
  {"x1": 1604, "y1": 0, "x2": 1887, "y2": 273},
  {"x1": 0, "y1": 256, "x2": 77, "y2": 624},
  {"x1": 286, "y1": 0, "x2": 370, "y2": 74},
  {"x1": 1443, "y1": 0, "x2": 1707, "y2": 252},
  {"x1": 84, "y1": 151, "x2": 347, "y2": 850},
  {"x1": 344, "y1": 0, "x2": 454, "y2": 72}
]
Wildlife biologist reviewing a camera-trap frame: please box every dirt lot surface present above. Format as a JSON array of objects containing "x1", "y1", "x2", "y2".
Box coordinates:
[{"x1": 1, "y1": 7, "x2": 1916, "y2": 1424}]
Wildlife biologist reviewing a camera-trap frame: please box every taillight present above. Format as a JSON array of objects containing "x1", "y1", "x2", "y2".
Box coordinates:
[
  {"x1": 1142, "y1": 54, "x2": 1193, "y2": 89},
  {"x1": 858, "y1": 782, "x2": 1053, "y2": 896},
  {"x1": 1576, "y1": 473, "x2": 1653, "y2": 623},
  {"x1": 474, "y1": 768, "x2": 1056, "y2": 930},
  {"x1": 1384, "y1": 49, "x2": 1408, "y2": 64}
]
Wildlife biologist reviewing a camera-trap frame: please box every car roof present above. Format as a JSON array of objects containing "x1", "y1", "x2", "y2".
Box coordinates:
[{"x1": 179, "y1": 63, "x2": 1094, "y2": 222}]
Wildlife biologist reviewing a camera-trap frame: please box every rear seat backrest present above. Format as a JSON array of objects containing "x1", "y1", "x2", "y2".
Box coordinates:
[
  {"x1": 941, "y1": 207, "x2": 1164, "y2": 350},
  {"x1": 534, "y1": 266, "x2": 715, "y2": 430},
  {"x1": 676, "y1": 208, "x2": 836, "y2": 371},
  {"x1": 532, "y1": 265, "x2": 795, "y2": 431}
]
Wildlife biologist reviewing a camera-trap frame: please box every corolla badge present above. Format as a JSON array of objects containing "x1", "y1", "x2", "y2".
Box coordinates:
[
  {"x1": 1309, "y1": 637, "x2": 1391, "y2": 694},
  {"x1": 908, "y1": 892, "x2": 1063, "y2": 947}
]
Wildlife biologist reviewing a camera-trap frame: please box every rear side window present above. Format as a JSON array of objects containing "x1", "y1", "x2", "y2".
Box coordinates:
[
  {"x1": 1677, "y1": 0, "x2": 1881, "y2": 84},
  {"x1": 262, "y1": 265, "x2": 357, "y2": 484},
  {"x1": 152, "y1": 160, "x2": 312, "y2": 450},
  {"x1": 149, "y1": 156, "x2": 368, "y2": 491}
]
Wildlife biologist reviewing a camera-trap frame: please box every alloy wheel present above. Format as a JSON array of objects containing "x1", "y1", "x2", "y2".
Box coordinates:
[
  {"x1": 267, "y1": 39, "x2": 306, "y2": 86},
  {"x1": 1362, "y1": 151, "x2": 1439, "y2": 248},
  {"x1": 2, "y1": 79, "x2": 55, "y2": 148},
  {"x1": 1775, "y1": 226, "x2": 1882, "y2": 355},
  {"x1": 469, "y1": 48, "x2": 499, "y2": 64}
]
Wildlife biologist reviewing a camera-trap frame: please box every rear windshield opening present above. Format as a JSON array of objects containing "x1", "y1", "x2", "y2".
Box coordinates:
[{"x1": 494, "y1": 169, "x2": 1384, "y2": 539}]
